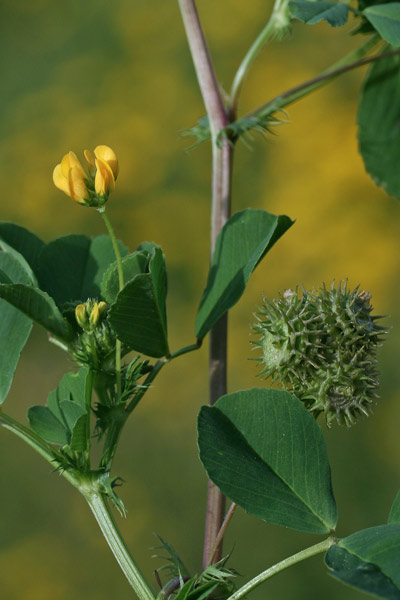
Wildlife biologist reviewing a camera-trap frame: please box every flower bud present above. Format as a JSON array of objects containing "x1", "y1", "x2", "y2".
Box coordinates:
[
  {"x1": 89, "y1": 302, "x2": 100, "y2": 328},
  {"x1": 98, "y1": 301, "x2": 108, "y2": 317},
  {"x1": 71, "y1": 300, "x2": 116, "y2": 370},
  {"x1": 75, "y1": 303, "x2": 89, "y2": 329}
]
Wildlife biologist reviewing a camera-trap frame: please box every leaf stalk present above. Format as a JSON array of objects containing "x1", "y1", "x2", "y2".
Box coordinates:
[
  {"x1": 226, "y1": 537, "x2": 336, "y2": 600},
  {"x1": 243, "y1": 35, "x2": 386, "y2": 123}
]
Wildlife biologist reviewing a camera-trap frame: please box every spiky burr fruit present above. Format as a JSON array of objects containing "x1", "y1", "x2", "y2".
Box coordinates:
[{"x1": 253, "y1": 281, "x2": 388, "y2": 426}]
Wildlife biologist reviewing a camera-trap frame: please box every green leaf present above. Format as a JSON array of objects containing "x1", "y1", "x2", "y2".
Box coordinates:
[
  {"x1": 58, "y1": 368, "x2": 89, "y2": 411},
  {"x1": 187, "y1": 582, "x2": 219, "y2": 600},
  {"x1": 195, "y1": 209, "x2": 293, "y2": 340},
  {"x1": 38, "y1": 234, "x2": 128, "y2": 307},
  {"x1": 28, "y1": 368, "x2": 88, "y2": 446},
  {"x1": 289, "y1": 0, "x2": 349, "y2": 26},
  {"x1": 59, "y1": 400, "x2": 86, "y2": 431},
  {"x1": 0, "y1": 238, "x2": 37, "y2": 286},
  {"x1": 388, "y1": 490, "x2": 400, "y2": 523},
  {"x1": 173, "y1": 579, "x2": 195, "y2": 600},
  {"x1": 325, "y1": 546, "x2": 400, "y2": 599},
  {"x1": 198, "y1": 388, "x2": 337, "y2": 534},
  {"x1": 28, "y1": 405, "x2": 70, "y2": 445},
  {"x1": 325, "y1": 525, "x2": 400, "y2": 598},
  {"x1": 108, "y1": 246, "x2": 169, "y2": 357},
  {"x1": 364, "y1": 3, "x2": 400, "y2": 45},
  {"x1": 0, "y1": 281, "x2": 73, "y2": 341},
  {"x1": 101, "y1": 251, "x2": 149, "y2": 303},
  {"x1": 358, "y1": 52, "x2": 400, "y2": 198},
  {"x1": 69, "y1": 413, "x2": 89, "y2": 452},
  {"x1": 153, "y1": 534, "x2": 191, "y2": 579},
  {"x1": 0, "y1": 247, "x2": 33, "y2": 404},
  {"x1": 0, "y1": 222, "x2": 44, "y2": 276}
]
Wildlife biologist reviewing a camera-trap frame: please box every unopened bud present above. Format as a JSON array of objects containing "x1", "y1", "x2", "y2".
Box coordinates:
[
  {"x1": 89, "y1": 302, "x2": 100, "y2": 327},
  {"x1": 98, "y1": 301, "x2": 108, "y2": 317},
  {"x1": 75, "y1": 303, "x2": 88, "y2": 329}
]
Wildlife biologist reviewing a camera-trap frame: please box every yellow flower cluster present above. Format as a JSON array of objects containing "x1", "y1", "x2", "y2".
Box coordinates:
[
  {"x1": 53, "y1": 145, "x2": 119, "y2": 208},
  {"x1": 75, "y1": 300, "x2": 108, "y2": 331}
]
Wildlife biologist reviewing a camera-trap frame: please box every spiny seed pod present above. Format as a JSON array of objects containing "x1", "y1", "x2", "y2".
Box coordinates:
[{"x1": 253, "y1": 281, "x2": 388, "y2": 427}]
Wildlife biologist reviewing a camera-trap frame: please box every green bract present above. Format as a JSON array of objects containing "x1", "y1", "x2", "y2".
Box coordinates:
[{"x1": 253, "y1": 281, "x2": 388, "y2": 426}]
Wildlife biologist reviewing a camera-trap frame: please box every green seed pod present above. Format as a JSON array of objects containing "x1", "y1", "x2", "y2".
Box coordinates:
[{"x1": 253, "y1": 281, "x2": 388, "y2": 426}]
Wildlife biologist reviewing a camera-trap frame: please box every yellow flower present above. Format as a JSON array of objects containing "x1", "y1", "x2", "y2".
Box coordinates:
[
  {"x1": 53, "y1": 145, "x2": 118, "y2": 208},
  {"x1": 95, "y1": 157, "x2": 116, "y2": 197},
  {"x1": 53, "y1": 151, "x2": 89, "y2": 205},
  {"x1": 75, "y1": 303, "x2": 88, "y2": 329},
  {"x1": 89, "y1": 302, "x2": 100, "y2": 327},
  {"x1": 95, "y1": 145, "x2": 119, "y2": 179}
]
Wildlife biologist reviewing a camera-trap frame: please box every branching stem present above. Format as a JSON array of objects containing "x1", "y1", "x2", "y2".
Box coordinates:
[
  {"x1": 244, "y1": 35, "x2": 387, "y2": 121},
  {"x1": 229, "y1": 0, "x2": 289, "y2": 116},
  {"x1": 0, "y1": 412, "x2": 78, "y2": 487}
]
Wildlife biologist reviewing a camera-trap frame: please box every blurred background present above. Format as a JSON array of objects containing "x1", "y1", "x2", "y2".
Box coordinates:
[{"x1": 0, "y1": 0, "x2": 399, "y2": 599}]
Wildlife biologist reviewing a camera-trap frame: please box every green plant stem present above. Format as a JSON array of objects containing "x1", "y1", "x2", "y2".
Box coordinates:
[
  {"x1": 99, "y1": 209, "x2": 125, "y2": 289},
  {"x1": 99, "y1": 208, "x2": 125, "y2": 403},
  {"x1": 0, "y1": 411, "x2": 78, "y2": 487},
  {"x1": 178, "y1": 0, "x2": 233, "y2": 569},
  {"x1": 83, "y1": 490, "x2": 155, "y2": 600},
  {"x1": 100, "y1": 342, "x2": 201, "y2": 471},
  {"x1": 99, "y1": 408, "x2": 128, "y2": 471},
  {"x1": 2, "y1": 410, "x2": 154, "y2": 600},
  {"x1": 126, "y1": 357, "x2": 168, "y2": 415},
  {"x1": 85, "y1": 368, "x2": 94, "y2": 465},
  {"x1": 227, "y1": 537, "x2": 335, "y2": 600},
  {"x1": 229, "y1": 0, "x2": 289, "y2": 116},
  {"x1": 244, "y1": 34, "x2": 383, "y2": 122},
  {"x1": 99, "y1": 358, "x2": 168, "y2": 470}
]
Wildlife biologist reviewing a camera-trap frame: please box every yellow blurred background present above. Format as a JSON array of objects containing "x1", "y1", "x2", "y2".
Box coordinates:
[{"x1": 0, "y1": 1, "x2": 399, "y2": 599}]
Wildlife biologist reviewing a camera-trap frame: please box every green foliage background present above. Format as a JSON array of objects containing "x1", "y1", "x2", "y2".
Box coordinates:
[{"x1": 0, "y1": 1, "x2": 399, "y2": 599}]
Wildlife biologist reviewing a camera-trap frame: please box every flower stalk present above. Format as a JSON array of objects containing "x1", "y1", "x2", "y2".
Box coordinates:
[{"x1": 98, "y1": 209, "x2": 125, "y2": 402}]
